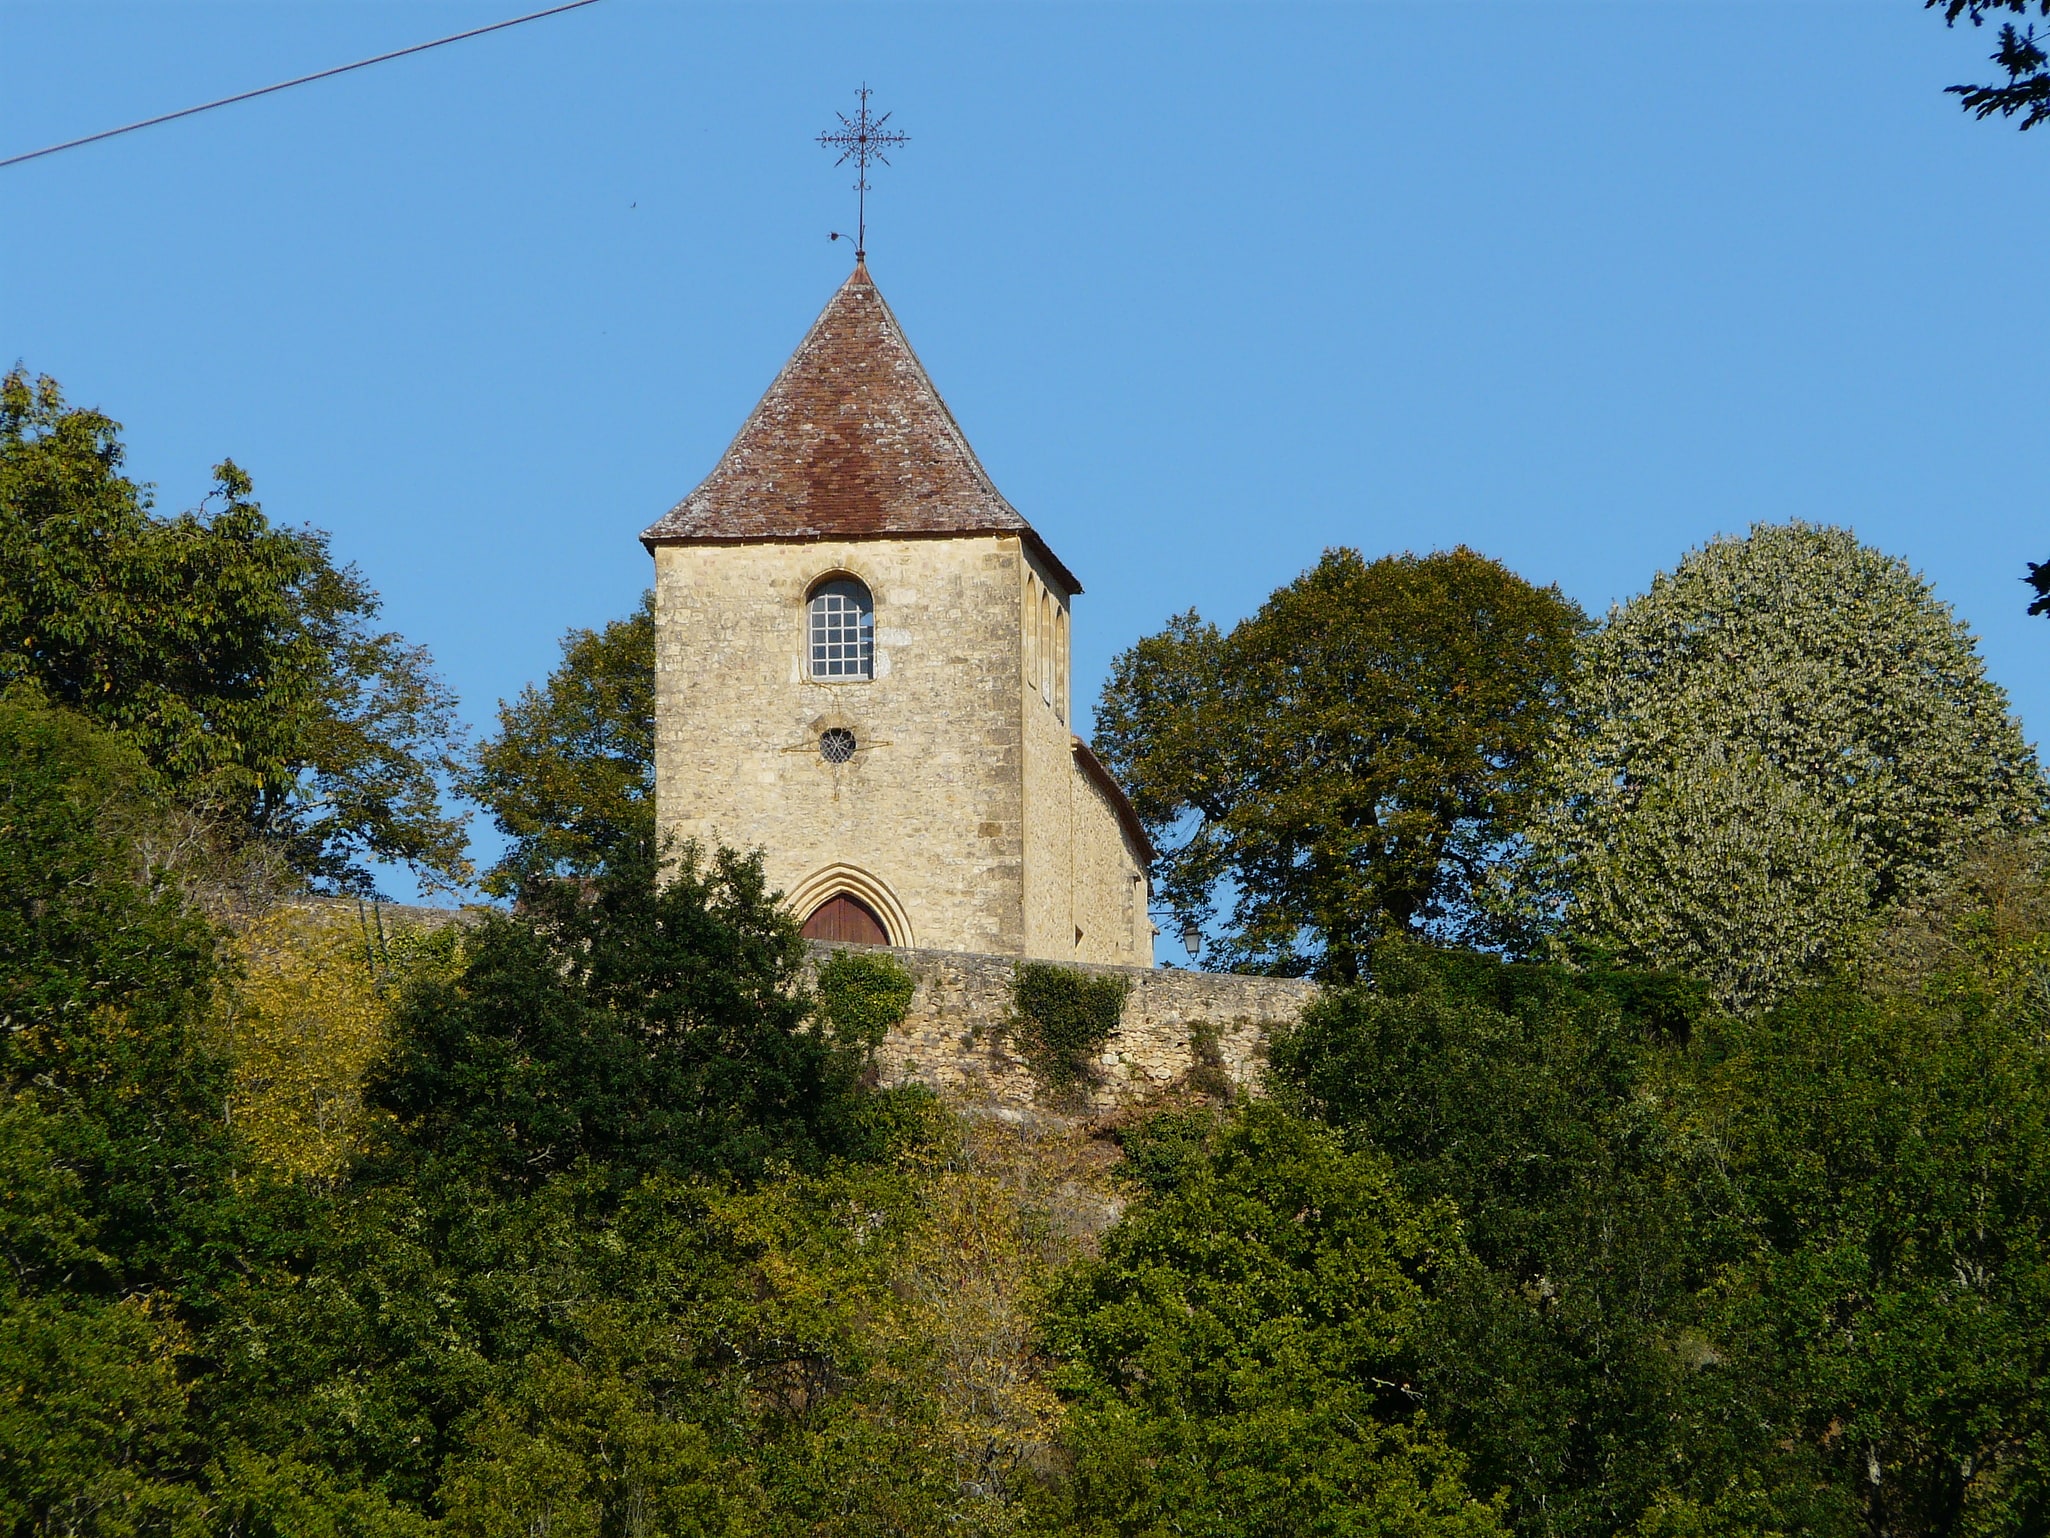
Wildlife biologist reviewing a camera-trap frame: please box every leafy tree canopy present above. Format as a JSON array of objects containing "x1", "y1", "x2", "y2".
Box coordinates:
[
  {"x1": 0, "y1": 698, "x2": 266, "y2": 1531},
  {"x1": 0, "y1": 696, "x2": 249, "y2": 1298},
  {"x1": 1272, "y1": 943, "x2": 1730, "y2": 1538},
  {"x1": 1037, "y1": 1103, "x2": 1506, "y2": 1538},
  {"x1": 1932, "y1": 0, "x2": 2050, "y2": 128},
  {"x1": 0, "y1": 369, "x2": 468, "y2": 895},
  {"x1": 1270, "y1": 921, "x2": 2050, "y2": 1538},
  {"x1": 468, "y1": 592, "x2": 653, "y2": 899},
  {"x1": 1689, "y1": 979, "x2": 2050, "y2": 1538},
  {"x1": 364, "y1": 837, "x2": 879, "y2": 1191},
  {"x1": 1095, "y1": 547, "x2": 1587, "y2": 980},
  {"x1": 1572, "y1": 752, "x2": 1874, "y2": 1012},
  {"x1": 1535, "y1": 521, "x2": 2044, "y2": 1009}
]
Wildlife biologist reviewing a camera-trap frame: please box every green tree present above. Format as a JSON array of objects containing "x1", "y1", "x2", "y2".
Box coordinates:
[
  {"x1": 0, "y1": 1097, "x2": 207, "y2": 1537},
  {"x1": 1036, "y1": 1104, "x2": 1507, "y2": 1538},
  {"x1": 1575, "y1": 753, "x2": 1873, "y2": 1012},
  {"x1": 1095, "y1": 548, "x2": 1587, "y2": 980},
  {"x1": 203, "y1": 1133, "x2": 965, "y2": 1534},
  {"x1": 1688, "y1": 977, "x2": 2050, "y2": 1537},
  {"x1": 0, "y1": 369, "x2": 469, "y2": 894},
  {"x1": 469, "y1": 593, "x2": 654, "y2": 899},
  {"x1": 1931, "y1": 1, "x2": 2050, "y2": 128},
  {"x1": 0, "y1": 696, "x2": 250, "y2": 1294},
  {"x1": 0, "y1": 698, "x2": 272, "y2": 1528},
  {"x1": 1536, "y1": 522, "x2": 2043, "y2": 1009},
  {"x1": 1271, "y1": 943, "x2": 1731, "y2": 1538},
  {"x1": 364, "y1": 838, "x2": 873, "y2": 1191}
]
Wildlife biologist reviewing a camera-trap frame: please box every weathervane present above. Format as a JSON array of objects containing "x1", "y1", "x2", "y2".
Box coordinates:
[{"x1": 818, "y1": 86, "x2": 908, "y2": 261}]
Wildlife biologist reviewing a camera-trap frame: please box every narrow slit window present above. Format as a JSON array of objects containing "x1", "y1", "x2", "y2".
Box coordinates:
[
  {"x1": 1025, "y1": 574, "x2": 1040, "y2": 688},
  {"x1": 808, "y1": 579, "x2": 874, "y2": 679},
  {"x1": 1040, "y1": 590, "x2": 1053, "y2": 702},
  {"x1": 1057, "y1": 605, "x2": 1070, "y2": 722}
]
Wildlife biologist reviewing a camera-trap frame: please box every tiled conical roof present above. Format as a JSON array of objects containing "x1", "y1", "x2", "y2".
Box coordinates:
[{"x1": 641, "y1": 262, "x2": 1079, "y2": 593}]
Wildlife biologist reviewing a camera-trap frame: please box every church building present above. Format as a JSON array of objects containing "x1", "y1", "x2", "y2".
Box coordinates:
[{"x1": 642, "y1": 262, "x2": 1156, "y2": 964}]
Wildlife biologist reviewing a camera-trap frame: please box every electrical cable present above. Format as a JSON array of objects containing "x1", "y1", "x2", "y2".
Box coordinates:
[{"x1": 0, "y1": 0, "x2": 604, "y2": 171}]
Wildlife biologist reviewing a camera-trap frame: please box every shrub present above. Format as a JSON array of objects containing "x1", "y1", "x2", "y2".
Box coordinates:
[
  {"x1": 218, "y1": 904, "x2": 463, "y2": 1182},
  {"x1": 814, "y1": 948, "x2": 917, "y2": 1054},
  {"x1": 1010, "y1": 962, "x2": 1131, "y2": 1091}
]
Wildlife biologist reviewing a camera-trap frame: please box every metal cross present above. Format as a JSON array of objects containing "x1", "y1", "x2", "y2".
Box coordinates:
[{"x1": 817, "y1": 86, "x2": 908, "y2": 261}]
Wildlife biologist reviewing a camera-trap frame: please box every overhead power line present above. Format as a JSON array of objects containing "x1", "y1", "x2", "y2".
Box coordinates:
[{"x1": 0, "y1": 0, "x2": 604, "y2": 171}]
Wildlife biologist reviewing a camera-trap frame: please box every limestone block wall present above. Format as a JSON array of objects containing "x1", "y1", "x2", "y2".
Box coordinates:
[
  {"x1": 1017, "y1": 546, "x2": 1152, "y2": 964},
  {"x1": 654, "y1": 534, "x2": 1026, "y2": 954},
  {"x1": 817, "y1": 942, "x2": 1320, "y2": 1115},
  {"x1": 1066, "y1": 757, "x2": 1154, "y2": 962},
  {"x1": 653, "y1": 530, "x2": 1155, "y2": 966},
  {"x1": 1019, "y1": 552, "x2": 1077, "y2": 960}
]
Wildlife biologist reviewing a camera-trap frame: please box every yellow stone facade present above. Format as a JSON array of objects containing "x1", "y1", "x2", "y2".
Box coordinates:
[
  {"x1": 645, "y1": 262, "x2": 1155, "y2": 963},
  {"x1": 650, "y1": 533, "x2": 1154, "y2": 961}
]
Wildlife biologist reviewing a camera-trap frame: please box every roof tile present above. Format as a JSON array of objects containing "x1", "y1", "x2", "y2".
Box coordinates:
[{"x1": 642, "y1": 262, "x2": 1079, "y2": 593}]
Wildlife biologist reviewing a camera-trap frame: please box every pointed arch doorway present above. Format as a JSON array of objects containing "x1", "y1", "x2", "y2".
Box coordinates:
[{"x1": 801, "y1": 893, "x2": 889, "y2": 945}]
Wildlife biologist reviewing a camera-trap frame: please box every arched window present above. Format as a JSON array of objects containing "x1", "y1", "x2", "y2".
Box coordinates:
[{"x1": 808, "y1": 578, "x2": 873, "y2": 679}]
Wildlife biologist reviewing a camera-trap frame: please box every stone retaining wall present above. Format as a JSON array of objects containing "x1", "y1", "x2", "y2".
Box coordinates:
[
  {"x1": 291, "y1": 907, "x2": 1318, "y2": 1115},
  {"x1": 814, "y1": 943, "x2": 1319, "y2": 1114}
]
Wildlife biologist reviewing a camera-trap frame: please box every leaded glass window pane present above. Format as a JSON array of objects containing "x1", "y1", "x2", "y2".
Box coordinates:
[{"x1": 808, "y1": 579, "x2": 874, "y2": 679}]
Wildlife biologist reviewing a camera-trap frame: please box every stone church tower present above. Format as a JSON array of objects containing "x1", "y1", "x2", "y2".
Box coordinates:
[{"x1": 642, "y1": 262, "x2": 1156, "y2": 963}]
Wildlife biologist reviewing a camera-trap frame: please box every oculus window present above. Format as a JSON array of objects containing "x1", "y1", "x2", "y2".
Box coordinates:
[{"x1": 808, "y1": 579, "x2": 874, "y2": 679}]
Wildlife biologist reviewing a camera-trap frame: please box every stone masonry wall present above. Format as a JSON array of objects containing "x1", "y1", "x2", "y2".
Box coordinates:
[
  {"x1": 816, "y1": 942, "x2": 1319, "y2": 1115},
  {"x1": 653, "y1": 531, "x2": 1153, "y2": 966},
  {"x1": 654, "y1": 534, "x2": 1027, "y2": 955}
]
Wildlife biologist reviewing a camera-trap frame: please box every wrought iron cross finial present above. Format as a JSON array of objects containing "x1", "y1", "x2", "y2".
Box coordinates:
[{"x1": 817, "y1": 86, "x2": 907, "y2": 261}]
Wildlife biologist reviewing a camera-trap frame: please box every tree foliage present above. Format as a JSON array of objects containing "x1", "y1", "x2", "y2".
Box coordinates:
[
  {"x1": 468, "y1": 593, "x2": 654, "y2": 898},
  {"x1": 0, "y1": 697, "x2": 249, "y2": 1297},
  {"x1": 1038, "y1": 1104, "x2": 1506, "y2": 1538},
  {"x1": 1273, "y1": 944, "x2": 1727, "y2": 1538},
  {"x1": 1096, "y1": 547, "x2": 1586, "y2": 980},
  {"x1": 1931, "y1": 0, "x2": 2050, "y2": 128},
  {"x1": 364, "y1": 838, "x2": 876, "y2": 1191},
  {"x1": 0, "y1": 698, "x2": 260, "y2": 1529},
  {"x1": 1269, "y1": 920, "x2": 2050, "y2": 1538},
  {"x1": 0, "y1": 369, "x2": 469, "y2": 894},
  {"x1": 1573, "y1": 752, "x2": 1873, "y2": 1012},
  {"x1": 1694, "y1": 979, "x2": 2050, "y2": 1537},
  {"x1": 1537, "y1": 522, "x2": 2044, "y2": 1008},
  {"x1": 217, "y1": 904, "x2": 463, "y2": 1183}
]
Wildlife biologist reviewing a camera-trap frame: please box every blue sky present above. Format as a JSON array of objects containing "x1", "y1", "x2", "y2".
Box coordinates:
[{"x1": 4, "y1": 1, "x2": 2046, "y2": 911}]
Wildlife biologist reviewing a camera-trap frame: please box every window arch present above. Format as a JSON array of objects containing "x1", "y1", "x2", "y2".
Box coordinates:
[{"x1": 807, "y1": 577, "x2": 873, "y2": 679}]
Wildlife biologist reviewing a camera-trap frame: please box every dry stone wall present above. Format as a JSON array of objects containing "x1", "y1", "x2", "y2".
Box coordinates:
[{"x1": 815, "y1": 942, "x2": 1319, "y2": 1114}]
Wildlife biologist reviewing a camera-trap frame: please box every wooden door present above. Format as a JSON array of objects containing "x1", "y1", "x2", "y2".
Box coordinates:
[{"x1": 801, "y1": 893, "x2": 888, "y2": 945}]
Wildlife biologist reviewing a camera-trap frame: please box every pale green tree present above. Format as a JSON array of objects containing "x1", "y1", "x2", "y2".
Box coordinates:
[
  {"x1": 1536, "y1": 522, "x2": 2044, "y2": 1007},
  {"x1": 1575, "y1": 753, "x2": 1872, "y2": 1012}
]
